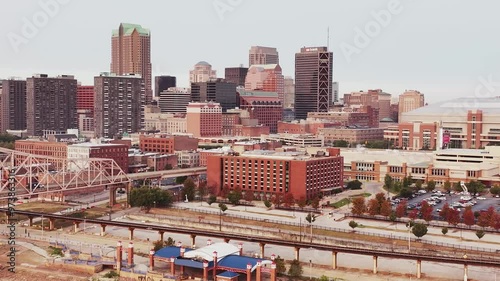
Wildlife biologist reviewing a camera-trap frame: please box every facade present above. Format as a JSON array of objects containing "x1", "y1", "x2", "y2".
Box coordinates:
[
  {"x1": 190, "y1": 79, "x2": 237, "y2": 112},
  {"x1": 143, "y1": 105, "x2": 187, "y2": 134},
  {"x1": 78, "y1": 110, "x2": 94, "y2": 138},
  {"x1": 244, "y1": 64, "x2": 284, "y2": 104},
  {"x1": 249, "y1": 46, "x2": 279, "y2": 66},
  {"x1": 277, "y1": 120, "x2": 339, "y2": 135},
  {"x1": 385, "y1": 97, "x2": 500, "y2": 150},
  {"x1": 398, "y1": 90, "x2": 425, "y2": 122},
  {"x1": 1, "y1": 79, "x2": 26, "y2": 132},
  {"x1": 294, "y1": 47, "x2": 333, "y2": 120},
  {"x1": 67, "y1": 142, "x2": 129, "y2": 172},
  {"x1": 238, "y1": 90, "x2": 283, "y2": 133},
  {"x1": 186, "y1": 102, "x2": 222, "y2": 138},
  {"x1": 139, "y1": 134, "x2": 198, "y2": 154},
  {"x1": 319, "y1": 127, "x2": 385, "y2": 144},
  {"x1": 94, "y1": 73, "x2": 145, "y2": 138},
  {"x1": 343, "y1": 90, "x2": 391, "y2": 120},
  {"x1": 76, "y1": 85, "x2": 94, "y2": 117},
  {"x1": 341, "y1": 146, "x2": 500, "y2": 186},
  {"x1": 154, "y1": 76, "x2": 176, "y2": 98},
  {"x1": 283, "y1": 77, "x2": 295, "y2": 109},
  {"x1": 307, "y1": 107, "x2": 379, "y2": 128},
  {"x1": 111, "y1": 23, "x2": 152, "y2": 103},
  {"x1": 224, "y1": 67, "x2": 248, "y2": 87},
  {"x1": 222, "y1": 111, "x2": 241, "y2": 136},
  {"x1": 332, "y1": 82, "x2": 339, "y2": 105},
  {"x1": 15, "y1": 139, "x2": 69, "y2": 158},
  {"x1": 26, "y1": 74, "x2": 77, "y2": 137},
  {"x1": 189, "y1": 61, "x2": 217, "y2": 83},
  {"x1": 158, "y1": 87, "x2": 190, "y2": 113},
  {"x1": 264, "y1": 133, "x2": 324, "y2": 147},
  {"x1": 207, "y1": 148, "x2": 343, "y2": 199},
  {"x1": 175, "y1": 150, "x2": 200, "y2": 168},
  {"x1": 147, "y1": 154, "x2": 178, "y2": 171}
]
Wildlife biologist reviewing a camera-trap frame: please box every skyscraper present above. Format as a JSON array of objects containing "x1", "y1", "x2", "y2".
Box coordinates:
[
  {"x1": 94, "y1": 73, "x2": 145, "y2": 138},
  {"x1": 224, "y1": 66, "x2": 248, "y2": 87},
  {"x1": 398, "y1": 90, "x2": 425, "y2": 121},
  {"x1": 158, "y1": 87, "x2": 190, "y2": 113},
  {"x1": 244, "y1": 64, "x2": 284, "y2": 104},
  {"x1": 189, "y1": 61, "x2": 217, "y2": 83},
  {"x1": 283, "y1": 77, "x2": 295, "y2": 109},
  {"x1": 190, "y1": 79, "x2": 237, "y2": 112},
  {"x1": 111, "y1": 23, "x2": 152, "y2": 103},
  {"x1": 249, "y1": 46, "x2": 279, "y2": 66},
  {"x1": 1, "y1": 79, "x2": 26, "y2": 132},
  {"x1": 26, "y1": 74, "x2": 77, "y2": 136},
  {"x1": 294, "y1": 47, "x2": 333, "y2": 120},
  {"x1": 155, "y1": 76, "x2": 176, "y2": 98}
]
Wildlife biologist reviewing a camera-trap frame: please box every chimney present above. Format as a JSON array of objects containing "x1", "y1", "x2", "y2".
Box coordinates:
[{"x1": 127, "y1": 242, "x2": 134, "y2": 267}]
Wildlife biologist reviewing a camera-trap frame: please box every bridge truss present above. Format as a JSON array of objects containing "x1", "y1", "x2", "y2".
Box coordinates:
[{"x1": 0, "y1": 147, "x2": 131, "y2": 200}]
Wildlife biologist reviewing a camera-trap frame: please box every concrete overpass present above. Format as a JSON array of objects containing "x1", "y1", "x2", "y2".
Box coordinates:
[
  {"x1": 4, "y1": 209, "x2": 500, "y2": 279},
  {"x1": 125, "y1": 167, "x2": 207, "y2": 181}
]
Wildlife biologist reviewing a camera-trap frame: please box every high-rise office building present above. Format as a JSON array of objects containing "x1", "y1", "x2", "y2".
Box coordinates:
[
  {"x1": 158, "y1": 87, "x2": 190, "y2": 113},
  {"x1": 155, "y1": 76, "x2": 176, "y2": 98},
  {"x1": 249, "y1": 46, "x2": 279, "y2": 66},
  {"x1": 111, "y1": 23, "x2": 152, "y2": 103},
  {"x1": 398, "y1": 90, "x2": 425, "y2": 122},
  {"x1": 283, "y1": 77, "x2": 295, "y2": 109},
  {"x1": 189, "y1": 61, "x2": 217, "y2": 83},
  {"x1": 1, "y1": 79, "x2": 26, "y2": 132},
  {"x1": 186, "y1": 102, "x2": 222, "y2": 138},
  {"x1": 26, "y1": 74, "x2": 77, "y2": 136},
  {"x1": 94, "y1": 73, "x2": 145, "y2": 138},
  {"x1": 224, "y1": 66, "x2": 248, "y2": 87},
  {"x1": 245, "y1": 64, "x2": 284, "y2": 104},
  {"x1": 294, "y1": 47, "x2": 333, "y2": 120},
  {"x1": 190, "y1": 79, "x2": 237, "y2": 112}
]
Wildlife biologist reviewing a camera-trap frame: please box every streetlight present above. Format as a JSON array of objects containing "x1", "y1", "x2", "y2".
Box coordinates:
[
  {"x1": 406, "y1": 222, "x2": 412, "y2": 253},
  {"x1": 309, "y1": 259, "x2": 312, "y2": 280}
]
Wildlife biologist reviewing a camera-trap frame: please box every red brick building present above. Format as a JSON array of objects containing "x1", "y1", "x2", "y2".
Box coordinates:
[
  {"x1": 207, "y1": 148, "x2": 343, "y2": 199},
  {"x1": 186, "y1": 102, "x2": 222, "y2": 138},
  {"x1": 278, "y1": 120, "x2": 340, "y2": 135},
  {"x1": 239, "y1": 95, "x2": 282, "y2": 133},
  {"x1": 76, "y1": 85, "x2": 94, "y2": 117},
  {"x1": 67, "y1": 143, "x2": 129, "y2": 172},
  {"x1": 139, "y1": 134, "x2": 198, "y2": 154}
]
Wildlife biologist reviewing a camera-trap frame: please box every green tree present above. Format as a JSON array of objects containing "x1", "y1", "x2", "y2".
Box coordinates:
[
  {"x1": 129, "y1": 187, "x2": 173, "y2": 212},
  {"x1": 347, "y1": 180, "x2": 363, "y2": 190},
  {"x1": 305, "y1": 213, "x2": 317, "y2": 224},
  {"x1": 441, "y1": 227, "x2": 448, "y2": 235},
  {"x1": 425, "y1": 180, "x2": 436, "y2": 192},
  {"x1": 332, "y1": 140, "x2": 349, "y2": 147},
  {"x1": 182, "y1": 177, "x2": 196, "y2": 201},
  {"x1": 274, "y1": 255, "x2": 286, "y2": 276},
  {"x1": 490, "y1": 185, "x2": 500, "y2": 195},
  {"x1": 415, "y1": 180, "x2": 423, "y2": 190},
  {"x1": 227, "y1": 187, "x2": 243, "y2": 205},
  {"x1": 264, "y1": 200, "x2": 272, "y2": 209},
  {"x1": 175, "y1": 176, "x2": 188, "y2": 184},
  {"x1": 288, "y1": 259, "x2": 303, "y2": 278},
  {"x1": 444, "y1": 180, "x2": 452, "y2": 193},
  {"x1": 476, "y1": 230, "x2": 485, "y2": 239},
  {"x1": 103, "y1": 271, "x2": 119, "y2": 279},
  {"x1": 467, "y1": 180, "x2": 485, "y2": 195},
  {"x1": 319, "y1": 276, "x2": 329, "y2": 281},
  {"x1": 384, "y1": 174, "x2": 393, "y2": 191},
  {"x1": 207, "y1": 195, "x2": 217, "y2": 205},
  {"x1": 218, "y1": 203, "x2": 228, "y2": 212},
  {"x1": 399, "y1": 187, "x2": 413, "y2": 198},
  {"x1": 349, "y1": 220, "x2": 358, "y2": 231},
  {"x1": 165, "y1": 237, "x2": 176, "y2": 246},
  {"x1": 412, "y1": 223, "x2": 428, "y2": 238}
]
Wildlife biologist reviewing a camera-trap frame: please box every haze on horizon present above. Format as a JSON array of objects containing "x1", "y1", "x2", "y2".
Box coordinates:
[{"x1": 2, "y1": 0, "x2": 500, "y2": 104}]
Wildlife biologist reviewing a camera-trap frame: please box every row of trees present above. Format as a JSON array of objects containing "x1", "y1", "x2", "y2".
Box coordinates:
[{"x1": 351, "y1": 193, "x2": 392, "y2": 217}]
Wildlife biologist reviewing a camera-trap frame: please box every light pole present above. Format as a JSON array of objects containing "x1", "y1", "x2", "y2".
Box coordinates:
[
  {"x1": 83, "y1": 217, "x2": 86, "y2": 234},
  {"x1": 406, "y1": 222, "x2": 411, "y2": 253},
  {"x1": 309, "y1": 259, "x2": 312, "y2": 280},
  {"x1": 41, "y1": 215, "x2": 44, "y2": 237},
  {"x1": 219, "y1": 209, "x2": 222, "y2": 231}
]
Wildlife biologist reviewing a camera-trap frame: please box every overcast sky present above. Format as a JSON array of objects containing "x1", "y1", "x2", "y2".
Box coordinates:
[{"x1": 2, "y1": 0, "x2": 500, "y2": 103}]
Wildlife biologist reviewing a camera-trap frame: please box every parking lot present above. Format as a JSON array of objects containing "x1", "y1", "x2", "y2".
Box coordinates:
[{"x1": 394, "y1": 190, "x2": 500, "y2": 217}]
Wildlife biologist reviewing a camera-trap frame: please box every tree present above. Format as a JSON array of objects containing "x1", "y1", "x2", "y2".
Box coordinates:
[
  {"x1": 453, "y1": 182, "x2": 462, "y2": 192},
  {"x1": 182, "y1": 178, "x2": 196, "y2": 201},
  {"x1": 319, "y1": 276, "x2": 330, "y2": 281},
  {"x1": 384, "y1": 174, "x2": 394, "y2": 191},
  {"x1": 332, "y1": 140, "x2": 349, "y2": 147},
  {"x1": 283, "y1": 193, "x2": 295, "y2": 208},
  {"x1": 463, "y1": 206, "x2": 475, "y2": 228},
  {"x1": 351, "y1": 197, "x2": 366, "y2": 215},
  {"x1": 310, "y1": 197, "x2": 320, "y2": 210},
  {"x1": 447, "y1": 208, "x2": 460, "y2": 226},
  {"x1": 175, "y1": 176, "x2": 187, "y2": 184},
  {"x1": 296, "y1": 196, "x2": 307, "y2": 209},
  {"x1": 367, "y1": 198, "x2": 379, "y2": 216},
  {"x1": 492, "y1": 213, "x2": 500, "y2": 230},
  {"x1": 425, "y1": 180, "x2": 436, "y2": 192},
  {"x1": 420, "y1": 201, "x2": 434, "y2": 222},
  {"x1": 467, "y1": 180, "x2": 485, "y2": 195},
  {"x1": 263, "y1": 200, "x2": 272, "y2": 209},
  {"x1": 415, "y1": 180, "x2": 423, "y2": 190},
  {"x1": 218, "y1": 203, "x2": 228, "y2": 213},
  {"x1": 347, "y1": 180, "x2": 363, "y2": 190},
  {"x1": 403, "y1": 176, "x2": 412, "y2": 188},
  {"x1": 478, "y1": 206, "x2": 496, "y2": 228},
  {"x1": 490, "y1": 185, "x2": 500, "y2": 195},
  {"x1": 412, "y1": 223, "x2": 428, "y2": 238},
  {"x1": 207, "y1": 195, "x2": 217, "y2": 205},
  {"x1": 395, "y1": 200, "x2": 407, "y2": 218},
  {"x1": 442, "y1": 227, "x2": 448, "y2": 235},
  {"x1": 197, "y1": 181, "x2": 208, "y2": 201},
  {"x1": 129, "y1": 187, "x2": 174, "y2": 212},
  {"x1": 220, "y1": 185, "x2": 230, "y2": 198},
  {"x1": 274, "y1": 255, "x2": 286, "y2": 276},
  {"x1": 227, "y1": 187, "x2": 242, "y2": 205},
  {"x1": 409, "y1": 209, "x2": 419, "y2": 220},
  {"x1": 305, "y1": 213, "x2": 317, "y2": 224},
  {"x1": 380, "y1": 200, "x2": 392, "y2": 217},
  {"x1": 349, "y1": 220, "x2": 358, "y2": 231},
  {"x1": 244, "y1": 190, "x2": 254, "y2": 203},
  {"x1": 443, "y1": 180, "x2": 452, "y2": 193},
  {"x1": 440, "y1": 203, "x2": 451, "y2": 221},
  {"x1": 399, "y1": 187, "x2": 413, "y2": 199},
  {"x1": 476, "y1": 230, "x2": 485, "y2": 239},
  {"x1": 271, "y1": 193, "x2": 284, "y2": 208},
  {"x1": 288, "y1": 259, "x2": 303, "y2": 278}
]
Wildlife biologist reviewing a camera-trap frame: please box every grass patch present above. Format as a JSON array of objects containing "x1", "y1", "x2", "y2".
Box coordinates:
[
  {"x1": 330, "y1": 198, "x2": 351, "y2": 209},
  {"x1": 349, "y1": 193, "x2": 371, "y2": 198}
]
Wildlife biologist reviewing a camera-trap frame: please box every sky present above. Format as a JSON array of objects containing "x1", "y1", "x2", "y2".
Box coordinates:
[{"x1": 2, "y1": 0, "x2": 500, "y2": 104}]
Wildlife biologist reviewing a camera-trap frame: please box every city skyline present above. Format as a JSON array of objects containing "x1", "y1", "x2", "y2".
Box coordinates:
[{"x1": 2, "y1": 1, "x2": 500, "y2": 104}]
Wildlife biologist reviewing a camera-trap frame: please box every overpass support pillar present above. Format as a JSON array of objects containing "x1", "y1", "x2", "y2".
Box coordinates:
[
  {"x1": 48, "y1": 218, "x2": 55, "y2": 231},
  {"x1": 158, "y1": 231, "x2": 164, "y2": 241},
  {"x1": 100, "y1": 224, "x2": 107, "y2": 236},
  {"x1": 372, "y1": 256, "x2": 378, "y2": 274},
  {"x1": 28, "y1": 216, "x2": 34, "y2": 227},
  {"x1": 73, "y1": 222, "x2": 80, "y2": 232},
  {"x1": 190, "y1": 234, "x2": 196, "y2": 248},
  {"x1": 128, "y1": 228, "x2": 134, "y2": 240},
  {"x1": 332, "y1": 251, "x2": 338, "y2": 269},
  {"x1": 464, "y1": 264, "x2": 468, "y2": 281},
  {"x1": 259, "y1": 243, "x2": 265, "y2": 259},
  {"x1": 109, "y1": 187, "x2": 116, "y2": 206},
  {"x1": 417, "y1": 259, "x2": 422, "y2": 279},
  {"x1": 294, "y1": 247, "x2": 300, "y2": 261}
]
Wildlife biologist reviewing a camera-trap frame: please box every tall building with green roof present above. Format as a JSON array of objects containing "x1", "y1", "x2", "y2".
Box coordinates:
[{"x1": 111, "y1": 23, "x2": 152, "y2": 103}]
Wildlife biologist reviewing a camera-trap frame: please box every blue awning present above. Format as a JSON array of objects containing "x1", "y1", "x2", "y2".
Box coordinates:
[
  {"x1": 217, "y1": 271, "x2": 240, "y2": 278},
  {"x1": 154, "y1": 246, "x2": 193, "y2": 259}
]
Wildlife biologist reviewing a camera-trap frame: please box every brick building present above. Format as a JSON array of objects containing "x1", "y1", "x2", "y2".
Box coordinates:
[
  {"x1": 67, "y1": 142, "x2": 129, "y2": 172},
  {"x1": 186, "y1": 102, "x2": 222, "y2": 138},
  {"x1": 343, "y1": 90, "x2": 391, "y2": 120},
  {"x1": 239, "y1": 92, "x2": 282, "y2": 133},
  {"x1": 139, "y1": 134, "x2": 199, "y2": 154},
  {"x1": 1, "y1": 79, "x2": 26, "y2": 133},
  {"x1": 245, "y1": 64, "x2": 284, "y2": 104},
  {"x1": 207, "y1": 148, "x2": 343, "y2": 199},
  {"x1": 319, "y1": 127, "x2": 385, "y2": 144}
]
